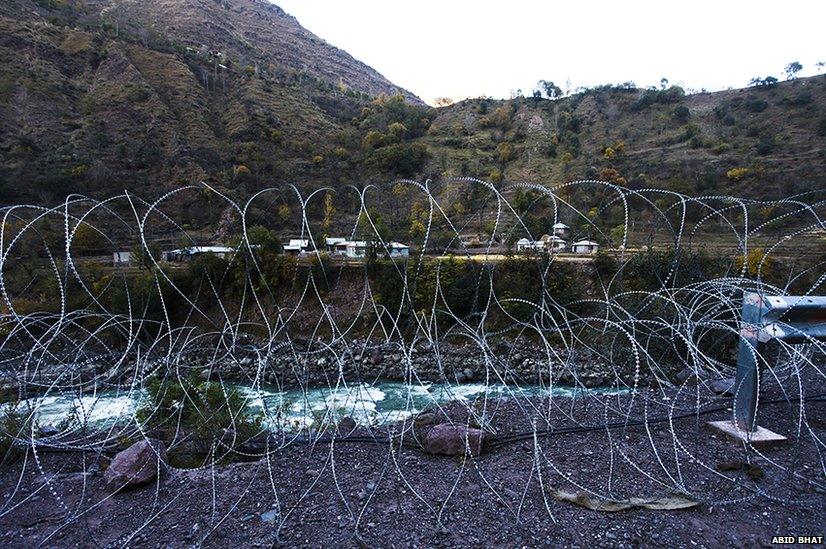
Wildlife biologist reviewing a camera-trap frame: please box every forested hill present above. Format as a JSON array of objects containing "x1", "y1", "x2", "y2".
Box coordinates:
[{"x1": 0, "y1": 0, "x2": 824, "y2": 214}]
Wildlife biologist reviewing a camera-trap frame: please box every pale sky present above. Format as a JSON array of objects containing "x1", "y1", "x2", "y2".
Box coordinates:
[{"x1": 273, "y1": 0, "x2": 824, "y2": 105}]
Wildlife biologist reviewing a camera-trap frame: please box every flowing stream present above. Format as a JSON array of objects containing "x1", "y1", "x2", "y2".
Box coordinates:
[{"x1": 3, "y1": 381, "x2": 626, "y2": 432}]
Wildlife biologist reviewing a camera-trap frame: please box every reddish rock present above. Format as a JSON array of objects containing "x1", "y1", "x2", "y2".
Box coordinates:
[
  {"x1": 104, "y1": 439, "x2": 167, "y2": 489},
  {"x1": 424, "y1": 424, "x2": 484, "y2": 456},
  {"x1": 338, "y1": 416, "x2": 357, "y2": 433}
]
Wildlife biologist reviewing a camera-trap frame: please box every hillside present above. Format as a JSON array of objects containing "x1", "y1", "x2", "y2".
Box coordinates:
[
  {"x1": 424, "y1": 78, "x2": 826, "y2": 200},
  {"x1": 0, "y1": 0, "x2": 824, "y2": 226}
]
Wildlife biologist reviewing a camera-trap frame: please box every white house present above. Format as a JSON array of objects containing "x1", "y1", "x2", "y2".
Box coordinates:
[
  {"x1": 345, "y1": 240, "x2": 369, "y2": 258},
  {"x1": 552, "y1": 222, "x2": 570, "y2": 237},
  {"x1": 539, "y1": 234, "x2": 567, "y2": 252},
  {"x1": 113, "y1": 251, "x2": 131, "y2": 264},
  {"x1": 283, "y1": 239, "x2": 310, "y2": 255},
  {"x1": 333, "y1": 240, "x2": 350, "y2": 255},
  {"x1": 388, "y1": 242, "x2": 410, "y2": 258},
  {"x1": 339, "y1": 240, "x2": 410, "y2": 259},
  {"x1": 325, "y1": 237, "x2": 346, "y2": 253},
  {"x1": 572, "y1": 240, "x2": 600, "y2": 254},
  {"x1": 516, "y1": 238, "x2": 545, "y2": 252},
  {"x1": 163, "y1": 246, "x2": 234, "y2": 262}
]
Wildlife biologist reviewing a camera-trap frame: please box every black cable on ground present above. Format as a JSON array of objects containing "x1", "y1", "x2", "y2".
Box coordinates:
[{"x1": 24, "y1": 393, "x2": 826, "y2": 456}]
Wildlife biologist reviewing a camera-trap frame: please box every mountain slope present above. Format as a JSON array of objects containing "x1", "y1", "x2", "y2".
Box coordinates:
[
  {"x1": 0, "y1": 0, "x2": 429, "y2": 205},
  {"x1": 1, "y1": 0, "x2": 421, "y2": 103},
  {"x1": 423, "y1": 77, "x2": 826, "y2": 200},
  {"x1": 0, "y1": 0, "x2": 824, "y2": 222}
]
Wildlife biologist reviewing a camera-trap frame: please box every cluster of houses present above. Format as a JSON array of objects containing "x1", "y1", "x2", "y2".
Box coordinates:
[
  {"x1": 114, "y1": 239, "x2": 411, "y2": 264},
  {"x1": 112, "y1": 225, "x2": 600, "y2": 266},
  {"x1": 515, "y1": 223, "x2": 600, "y2": 255},
  {"x1": 283, "y1": 238, "x2": 410, "y2": 258},
  {"x1": 161, "y1": 246, "x2": 235, "y2": 262}
]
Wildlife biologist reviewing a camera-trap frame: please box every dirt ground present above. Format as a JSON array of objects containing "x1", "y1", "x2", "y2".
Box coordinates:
[{"x1": 0, "y1": 382, "x2": 823, "y2": 548}]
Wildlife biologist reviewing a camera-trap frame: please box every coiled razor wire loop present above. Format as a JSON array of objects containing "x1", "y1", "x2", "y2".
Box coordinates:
[{"x1": 0, "y1": 179, "x2": 823, "y2": 544}]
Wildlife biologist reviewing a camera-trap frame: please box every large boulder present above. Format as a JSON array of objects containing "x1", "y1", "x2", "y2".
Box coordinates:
[
  {"x1": 675, "y1": 365, "x2": 710, "y2": 386},
  {"x1": 104, "y1": 439, "x2": 167, "y2": 489},
  {"x1": 424, "y1": 424, "x2": 484, "y2": 457},
  {"x1": 369, "y1": 349, "x2": 383, "y2": 366},
  {"x1": 338, "y1": 416, "x2": 357, "y2": 433}
]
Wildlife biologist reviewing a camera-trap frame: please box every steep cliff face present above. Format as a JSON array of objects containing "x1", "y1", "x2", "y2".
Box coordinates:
[
  {"x1": 0, "y1": 0, "x2": 424, "y2": 203},
  {"x1": 85, "y1": 0, "x2": 422, "y2": 103},
  {"x1": 3, "y1": 0, "x2": 421, "y2": 103}
]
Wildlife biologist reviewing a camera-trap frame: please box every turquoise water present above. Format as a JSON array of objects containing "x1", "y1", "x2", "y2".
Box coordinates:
[{"x1": 4, "y1": 381, "x2": 624, "y2": 432}]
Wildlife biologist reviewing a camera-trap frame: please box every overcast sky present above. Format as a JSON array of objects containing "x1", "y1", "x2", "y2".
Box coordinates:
[{"x1": 274, "y1": 0, "x2": 824, "y2": 105}]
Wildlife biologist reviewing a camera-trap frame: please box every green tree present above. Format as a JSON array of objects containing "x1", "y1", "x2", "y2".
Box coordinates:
[
  {"x1": 497, "y1": 142, "x2": 514, "y2": 164},
  {"x1": 387, "y1": 122, "x2": 408, "y2": 142},
  {"x1": 362, "y1": 130, "x2": 386, "y2": 150},
  {"x1": 246, "y1": 225, "x2": 281, "y2": 255},
  {"x1": 277, "y1": 204, "x2": 292, "y2": 225},
  {"x1": 367, "y1": 143, "x2": 429, "y2": 176},
  {"x1": 131, "y1": 241, "x2": 161, "y2": 270},
  {"x1": 322, "y1": 192, "x2": 335, "y2": 237},
  {"x1": 538, "y1": 80, "x2": 562, "y2": 100},
  {"x1": 71, "y1": 223, "x2": 105, "y2": 255},
  {"x1": 784, "y1": 61, "x2": 803, "y2": 80}
]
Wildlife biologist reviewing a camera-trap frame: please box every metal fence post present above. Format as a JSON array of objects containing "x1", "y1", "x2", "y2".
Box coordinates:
[
  {"x1": 733, "y1": 292, "x2": 764, "y2": 431},
  {"x1": 720, "y1": 292, "x2": 826, "y2": 441}
]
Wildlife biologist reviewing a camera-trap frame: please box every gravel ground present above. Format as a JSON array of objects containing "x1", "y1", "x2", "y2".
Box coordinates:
[{"x1": 0, "y1": 379, "x2": 823, "y2": 548}]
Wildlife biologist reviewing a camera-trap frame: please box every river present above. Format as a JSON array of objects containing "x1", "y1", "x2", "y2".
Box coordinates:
[{"x1": 3, "y1": 381, "x2": 625, "y2": 432}]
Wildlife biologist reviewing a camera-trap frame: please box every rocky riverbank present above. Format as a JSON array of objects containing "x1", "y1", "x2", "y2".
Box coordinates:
[
  {"x1": 182, "y1": 339, "x2": 657, "y2": 389},
  {"x1": 1, "y1": 377, "x2": 823, "y2": 548},
  {"x1": 1, "y1": 338, "x2": 677, "y2": 401}
]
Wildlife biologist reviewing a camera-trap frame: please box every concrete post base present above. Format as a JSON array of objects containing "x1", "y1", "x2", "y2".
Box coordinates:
[{"x1": 707, "y1": 420, "x2": 787, "y2": 446}]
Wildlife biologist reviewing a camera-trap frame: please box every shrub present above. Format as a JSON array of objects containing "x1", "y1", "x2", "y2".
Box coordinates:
[
  {"x1": 713, "y1": 104, "x2": 736, "y2": 126},
  {"x1": 747, "y1": 125, "x2": 763, "y2": 137},
  {"x1": 188, "y1": 253, "x2": 230, "y2": 283},
  {"x1": 541, "y1": 141, "x2": 557, "y2": 157},
  {"x1": 124, "y1": 84, "x2": 151, "y2": 102},
  {"x1": 593, "y1": 252, "x2": 618, "y2": 278},
  {"x1": 496, "y1": 142, "x2": 514, "y2": 163},
  {"x1": 0, "y1": 402, "x2": 33, "y2": 468},
  {"x1": 598, "y1": 168, "x2": 627, "y2": 185},
  {"x1": 367, "y1": 143, "x2": 429, "y2": 176},
  {"x1": 387, "y1": 122, "x2": 408, "y2": 141},
  {"x1": 712, "y1": 142, "x2": 731, "y2": 154},
  {"x1": 71, "y1": 222, "x2": 105, "y2": 254},
  {"x1": 726, "y1": 167, "x2": 750, "y2": 181},
  {"x1": 745, "y1": 98, "x2": 769, "y2": 113},
  {"x1": 755, "y1": 136, "x2": 775, "y2": 155},
  {"x1": 361, "y1": 130, "x2": 386, "y2": 150},
  {"x1": 658, "y1": 85, "x2": 685, "y2": 103},
  {"x1": 136, "y1": 376, "x2": 263, "y2": 464},
  {"x1": 480, "y1": 106, "x2": 513, "y2": 131},
  {"x1": 630, "y1": 86, "x2": 685, "y2": 111},
  {"x1": 790, "y1": 90, "x2": 812, "y2": 106},
  {"x1": 245, "y1": 225, "x2": 282, "y2": 256},
  {"x1": 735, "y1": 248, "x2": 775, "y2": 279},
  {"x1": 671, "y1": 105, "x2": 690, "y2": 121},
  {"x1": 749, "y1": 76, "x2": 778, "y2": 88}
]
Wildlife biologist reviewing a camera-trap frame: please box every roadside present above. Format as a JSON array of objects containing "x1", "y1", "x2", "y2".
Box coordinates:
[{"x1": 1, "y1": 381, "x2": 823, "y2": 547}]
